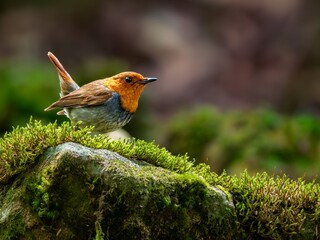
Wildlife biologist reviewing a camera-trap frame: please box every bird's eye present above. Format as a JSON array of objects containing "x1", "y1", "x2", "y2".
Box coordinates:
[{"x1": 125, "y1": 76, "x2": 133, "y2": 83}]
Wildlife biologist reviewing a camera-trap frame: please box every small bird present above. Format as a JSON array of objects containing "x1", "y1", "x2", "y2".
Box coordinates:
[{"x1": 45, "y1": 52, "x2": 157, "y2": 134}]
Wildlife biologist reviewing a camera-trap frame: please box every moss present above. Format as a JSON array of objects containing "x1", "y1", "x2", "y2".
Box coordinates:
[
  {"x1": 0, "y1": 176, "x2": 39, "y2": 239},
  {"x1": 0, "y1": 119, "x2": 319, "y2": 239},
  {"x1": 18, "y1": 142, "x2": 235, "y2": 239},
  {"x1": 95, "y1": 221, "x2": 105, "y2": 240},
  {"x1": 26, "y1": 165, "x2": 60, "y2": 221},
  {"x1": 207, "y1": 171, "x2": 320, "y2": 239},
  {"x1": 88, "y1": 159, "x2": 234, "y2": 239},
  {"x1": 0, "y1": 118, "x2": 193, "y2": 186},
  {"x1": 165, "y1": 107, "x2": 221, "y2": 159},
  {"x1": 2, "y1": 215, "x2": 26, "y2": 238},
  {"x1": 164, "y1": 107, "x2": 320, "y2": 180}
]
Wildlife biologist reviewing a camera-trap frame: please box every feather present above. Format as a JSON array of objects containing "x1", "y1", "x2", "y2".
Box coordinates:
[
  {"x1": 47, "y1": 52, "x2": 79, "y2": 96},
  {"x1": 45, "y1": 80, "x2": 112, "y2": 111}
]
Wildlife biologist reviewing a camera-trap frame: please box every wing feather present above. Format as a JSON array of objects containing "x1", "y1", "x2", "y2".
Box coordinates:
[{"x1": 45, "y1": 80, "x2": 112, "y2": 111}]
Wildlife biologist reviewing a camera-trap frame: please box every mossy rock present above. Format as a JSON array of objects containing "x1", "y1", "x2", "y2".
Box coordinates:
[
  {"x1": 0, "y1": 120, "x2": 319, "y2": 239},
  {"x1": 0, "y1": 142, "x2": 236, "y2": 239}
]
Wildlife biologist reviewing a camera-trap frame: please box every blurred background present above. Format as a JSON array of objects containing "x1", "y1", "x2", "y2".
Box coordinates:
[{"x1": 0, "y1": 0, "x2": 319, "y2": 181}]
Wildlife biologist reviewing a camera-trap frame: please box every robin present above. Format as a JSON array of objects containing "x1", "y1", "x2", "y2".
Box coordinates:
[{"x1": 45, "y1": 52, "x2": 157, "y2": 134}]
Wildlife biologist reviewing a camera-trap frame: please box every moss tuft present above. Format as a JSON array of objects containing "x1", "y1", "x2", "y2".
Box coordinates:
[
  {"x1": 207, "y1": 171, "x2": 320, "y2": 239},
  {"x1": 95, "y1": 221, "x2": 105, "y2": 240},
  {"x1": 0, "y1": 118, "x2": 95, "y2": 184},
  {"x1": 26, "y1": 165, "x2": 60, "y2": 220}
]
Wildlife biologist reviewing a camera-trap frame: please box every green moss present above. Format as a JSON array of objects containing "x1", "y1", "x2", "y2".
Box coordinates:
[
  {"x1": 0, "y1": 118, "x2": 94, "y2": 184},
  {"x1": 0, "y1": 118, "x2": 195, "y2": 186},
  {"x1": 20, "y1": 143, "x2": 235, "y2": 239},
  {"x1": 0, "y1": 118, "x2": 319, "y2": 239},
  {"x1": 26, "y1": 165, "x2": 60, "y2": 220},
  {"x1": 165, "y1": 107, "x2": 221, "y2": 159},
  {"x1": 87, "y1": 159, "x2": 234, "y2": 239},
  {"x1": 0, "y1": 177, "x2": 37, "y2": 239},
  {"x1": 205, "y1": 171, "x2": 320, "y2": 239},
  {"x1": 95, "y1": 221, "x2": 105, "y2": 240},
  {"x1": 0, "y1": 212, "x2": 26, "y2": 238},
  {"x1": 164, "y1": 107, "x2": 320, "y2": 180}
]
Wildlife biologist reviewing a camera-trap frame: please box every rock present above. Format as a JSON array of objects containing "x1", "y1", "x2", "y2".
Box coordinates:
[{"x1": 0, "y1": 142, "x2": 237, "y2": 240}]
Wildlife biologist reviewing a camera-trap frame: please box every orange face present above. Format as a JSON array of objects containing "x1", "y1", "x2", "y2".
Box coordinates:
[{"x1": 105, "y1": 72, "x2": 157, "y2": 113}]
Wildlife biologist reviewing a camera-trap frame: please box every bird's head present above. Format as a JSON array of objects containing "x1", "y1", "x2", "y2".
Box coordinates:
[{"x1": 105, "y1": 71, "x2": 157, "y2": 113}]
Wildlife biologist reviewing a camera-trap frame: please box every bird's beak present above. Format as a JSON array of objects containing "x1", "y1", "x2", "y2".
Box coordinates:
[{"x1": 139, "y1": 77, "x2": 157, "y2": 85}]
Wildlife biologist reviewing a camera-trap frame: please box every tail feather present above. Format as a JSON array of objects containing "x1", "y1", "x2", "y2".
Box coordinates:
[{"x1": 47, "y1": 52, "x2": 79, "y2": 97}]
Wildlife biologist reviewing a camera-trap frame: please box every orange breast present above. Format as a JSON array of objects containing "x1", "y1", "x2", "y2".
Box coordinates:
[{"x1": 105, "y1": 80, "x2": 145, "y2": 113}]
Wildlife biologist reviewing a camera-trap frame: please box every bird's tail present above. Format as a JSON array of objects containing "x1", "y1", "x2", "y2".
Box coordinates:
[{"x1": 47, "y1": 52, "x2": 79, "y2": 97}]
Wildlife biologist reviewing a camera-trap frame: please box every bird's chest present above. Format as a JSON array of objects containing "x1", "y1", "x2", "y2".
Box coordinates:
[{"x1": 68, "y1": 93, "x2": 133, "y2": 133}]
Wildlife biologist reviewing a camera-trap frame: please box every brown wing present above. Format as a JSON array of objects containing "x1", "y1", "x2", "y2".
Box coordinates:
[{"x1": 45, "y1": 80, "x2": 113, "y2": 111}]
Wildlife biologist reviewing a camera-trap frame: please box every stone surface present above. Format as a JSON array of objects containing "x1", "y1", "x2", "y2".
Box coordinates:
[{"x1": 0, "y1": 142, "x2": 237, "y2": 240}]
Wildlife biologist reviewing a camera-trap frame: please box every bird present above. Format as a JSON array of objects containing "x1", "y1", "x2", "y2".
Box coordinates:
[{"x1": 45, "y1": 52, "x2": 157, "y2": 134}]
